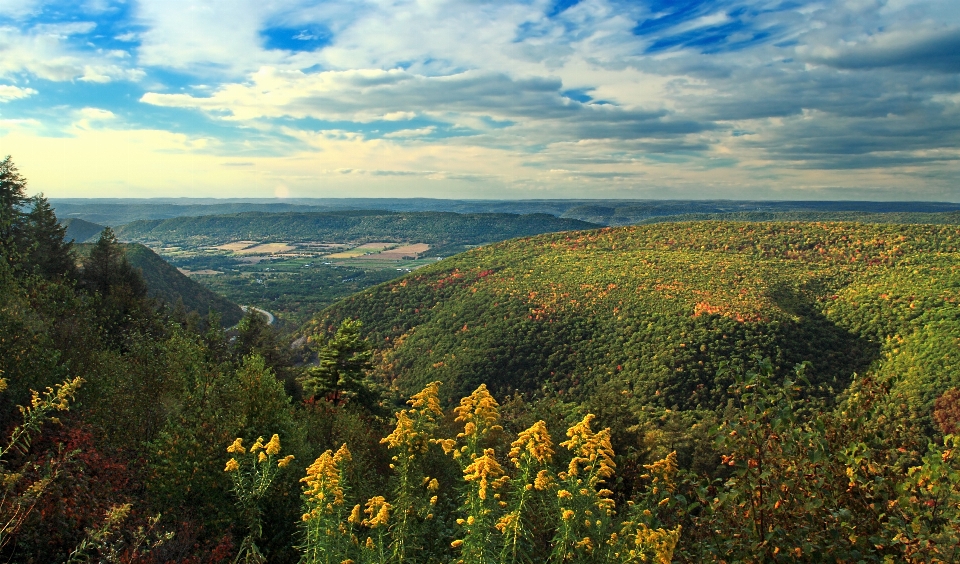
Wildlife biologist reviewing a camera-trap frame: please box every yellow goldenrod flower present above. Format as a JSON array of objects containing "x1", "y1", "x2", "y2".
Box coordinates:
[
  {"x1": 430, "y1": 495, "x2": 438, "y2": 505},
  {"x1": 508, "y1": 420, "x2": 554, "y2": 466},
  {"x1": 463, "y1": 448, "x2": 504, "y2": 500},
  {"x1": 258, "y1": 452, "x2": 267, "y2": 463},
  {"x1": 454, "y1": 384, "x2": 503, "y2": 439},
  {"x1": 265, "y1": 434, "x2": 281, "y2": 455},
  {"x1": 348, "y1": 504, "x2": 362, "y2": 524},
  {"x1": 534, "y1": 469, "x2": 554, "y2": 491},
  {"x1": 365, "y1": 537, "x2": 375, "y2": 549},
  {"x1": 562, "y1": 509, "x2": 575, "y2": 521},
  {"x1": 224, "y1": 458, "x2": 239, "y2": 472},
  {"x1": 362, "y1": 496, "x2": 392, "y2": 528},
  {"x1": 381, "y1": 410, "x2": 416, "y2": 450},
  {"x1": 643, "y1": 451, "x2": 678, "y2": 493},
  {"x1": 558, "y1": 489, "x2": 573, "y2": 499},
  {"x1": 451, "y1": 539, "x2": 464, "y2": 548},
  {"x1": 428, "y1": 477, "x2": 439, "y2": 491},
  {"x1": 251, "y1": 436, "x2": 265, "y2": 453},
  {"x1": 278, "y1": 454, "x2": 295, "y2": 468},
  {"x1": 561, "y1": 414, "x2": 616, "y2": 484},
  {"x1": 408, "y1": 381, "x2": 444, "y2": 419},
  {"x1": 495, "y1": 511, "x2": 518, "y2": 533},
  {"x1": 227, "y1": 438, "x2": 245, "y2": 454},
  {"x1": 302, "y1": 444, "x2": 351, "y2": 510}
]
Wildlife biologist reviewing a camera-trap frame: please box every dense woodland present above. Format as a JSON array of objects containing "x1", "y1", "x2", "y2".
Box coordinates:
[{"x1": 4, "y1": 155, "x2": 960, "y2": 562}]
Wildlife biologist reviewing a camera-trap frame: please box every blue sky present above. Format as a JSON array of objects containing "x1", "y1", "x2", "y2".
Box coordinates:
[{"x1": 1, "y1": 0, "x2": 958, "y2": 200}]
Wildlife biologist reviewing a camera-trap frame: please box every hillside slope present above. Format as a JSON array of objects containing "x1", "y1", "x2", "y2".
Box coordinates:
[
  {"x1": 76, "y1": 243, "x2": 244, "y2": 325},
  {"x1": 62, "y1": 218, "x2": 105, "y2": 243},
  {"x1": 309, "y1": 221, "x2": 960, "y2": 425},
  {"x1": 114, "y1": 211, "x2": 600, "y2": 253}
]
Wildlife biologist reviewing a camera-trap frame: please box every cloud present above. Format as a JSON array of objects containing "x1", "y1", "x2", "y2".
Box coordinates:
[
  {"x1": 0, "y1": 23, "x2": 144, "y2": 82},
  {"x1": 0, "y1": 85, "x2": 37, "y2": 102},
  {"x1": 801, "y1": 27, "x2": 960, "y2": 73}
]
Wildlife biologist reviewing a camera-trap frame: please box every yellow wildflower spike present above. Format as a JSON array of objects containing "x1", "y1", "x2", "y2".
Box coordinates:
[
  {"x1": 509, "y1": 420, "x2": 554, "y2": 466},
  {"x1": 224, "y1": 458, "x2": 239, "y2": 472},
  {"x1": 462, "y1": 448, "x2": 505, "y2": 500},
  {"x1": 226, "y1": 438, "x2": 245, "y2": 454},
  {"x1": 265, "y1": 434, "x2": 281, "y2": 455},
  {"x1": 251, "y1": 436, "x2": 265, "y2": 453}
]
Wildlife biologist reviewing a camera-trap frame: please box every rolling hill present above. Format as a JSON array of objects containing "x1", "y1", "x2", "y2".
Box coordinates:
[
  {"x1": 62, "y1": 217, "x2": 106, "y2": 243},
  {"x1": 307, "y1": 221, "x2": 960, "y2": 430},
  {"x1": 75, "y1": 242, "x2": 244, "y2": 326}
]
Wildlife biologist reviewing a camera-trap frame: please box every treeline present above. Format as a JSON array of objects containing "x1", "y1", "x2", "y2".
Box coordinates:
[{"x1": 113, "y1": 211, "x2": 600, "y2": 251}]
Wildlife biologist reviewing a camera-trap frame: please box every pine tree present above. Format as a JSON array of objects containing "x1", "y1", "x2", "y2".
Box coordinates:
[
  {"x1": 299, "y1": 319, "x2": 377, "y2": 409},
  {"x1": 0, "y1": 156, "x2": 28, "y2": 266},
  {"x1": 24, "y1": 195, "x2": 76, "y2": 280},
  {"x1": 81, "y1": 227, "x2": 146, "y2": 298}
]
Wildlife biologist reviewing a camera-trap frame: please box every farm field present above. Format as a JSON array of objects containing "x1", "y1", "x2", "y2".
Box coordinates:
[{"x1": 151, "y1": 238, "x2": 438, "y2": 324}]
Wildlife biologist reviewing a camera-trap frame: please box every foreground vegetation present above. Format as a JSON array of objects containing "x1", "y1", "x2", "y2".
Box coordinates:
[{"x1": 4, "y1": 156, "x2": 960, "y2": 561}]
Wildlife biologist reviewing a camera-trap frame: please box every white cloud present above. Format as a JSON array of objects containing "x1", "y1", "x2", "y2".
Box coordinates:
[
  {"x1": 0, "y1": 85, "x2": 37, "y2": 102},
  {"x1": 384, "y1": 126, "x2": 436, "y2": 138},
  {"x1": 0, "y1": 24, "x2": 144, "y2": 83}
]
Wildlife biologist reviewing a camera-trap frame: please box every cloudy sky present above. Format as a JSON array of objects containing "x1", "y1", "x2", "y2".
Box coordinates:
[{"x1": 1, "y1": 0, "x2": 958, "y2": 200}]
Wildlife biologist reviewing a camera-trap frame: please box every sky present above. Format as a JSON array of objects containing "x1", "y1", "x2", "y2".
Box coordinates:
[{"x1": 0, "y1": 0, "x2": 959, "y2": 201}]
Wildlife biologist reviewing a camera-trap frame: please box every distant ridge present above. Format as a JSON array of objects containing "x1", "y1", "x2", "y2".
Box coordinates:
[
  {"x1": 51, "y1": 198, "x2": 960, "y2": 227},
  {"x1": 62, "y1": 218, "x2": 106, "y2": 243}
]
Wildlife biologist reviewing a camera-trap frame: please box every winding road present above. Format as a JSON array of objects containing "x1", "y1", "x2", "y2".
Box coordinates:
[{"x1": 240, "y1": 305, "x2": 275, "y2": 325}]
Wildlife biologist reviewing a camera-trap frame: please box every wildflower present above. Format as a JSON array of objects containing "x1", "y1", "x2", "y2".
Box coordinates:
[
  {"x1": 495, "y1": 511, "x2": 518, "y2": 533},
  {"x1": 250, "y1": 436, "x2": 265, "y2": 453},
  {"x1": 227, "y1": 438, "x2": 245, "y2": 454},
  {"x1": 409, "y1": 381, "x2": 444, "y2": 419},
  {"x1": 348, "y1": 504, "x2": 362, "y2": 524},
  {"x1": 508, "y1": 420, "x2": 554, "y2": 466},
  {"x1": 258, "y1": 452, "x2": 267, "y2": 463},
  {"x1": 430, "y1": 495, "x2": 438, "y2": 505},
  {"x1": 463, "y1": 448, "x2": 505, "y2": 500},
  {"x1": 534, "y1": 469, "x2": 553, "y2": 490},
  {"x1": 224, "y1": 458, "x2": 239, "y2": 472},
  {"x1": 366, "y1": 537, "x2": 375, "y2": 549},
  {"x1": 643, "y1": 451, "x2": 678, "y2": 493},
  {"x1": 381, "y1": 410, "x2": 416, "y2": 450},
  {"x1": 562, "y1": 509, "x2": 575, "y2": 521},
  {"x1": 558, "y1": 489, "x2": 573, "y2": 499},
  {"x1": 455, "y1": 384, "x2": 503, "y2": 439},
  {"x1": 561, "y1": 414, "x2": 616, "y2": 484},
  {"x1": 278, "y1": 455, "x2": 295, "y2": 468},
  {"x1": 362, "y1": 496, "x2": 392, "y2": 528},
  {"x1": 451, "y1": 539, "x2": 464, "y2": 548},
  {"x1": 427, "y1": 477, "x2": 439, "y2": 491},
  {"x1": 302, "y1": 444, "x2": 351, "y2": 509},
  {"x1": 265, "y1": 434, "x2": 281, "y2": 455}
]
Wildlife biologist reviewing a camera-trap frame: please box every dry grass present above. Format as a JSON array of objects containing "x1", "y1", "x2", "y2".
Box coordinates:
[{"x1": 215, "y1": 241, "x2": 258, "y2": 252}]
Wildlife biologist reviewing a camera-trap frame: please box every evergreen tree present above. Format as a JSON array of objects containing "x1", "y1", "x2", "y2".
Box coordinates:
[
  {"x1": 299, "y1": 319, "x2": 377, "y2": 409},
  {"x1": 0, "y1": 156, "x2": 28, "y2": 266},
  {"x1": 23, "y1": 195, "x2": 76, "y2": 280},
  {"x1": 80, "y1": 227, "x2": 147, "y2": 298}
]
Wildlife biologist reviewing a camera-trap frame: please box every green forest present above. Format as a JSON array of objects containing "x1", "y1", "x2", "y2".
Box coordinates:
[{"x1": 4, "y1": 154, "x2": 960, "y2": 563}]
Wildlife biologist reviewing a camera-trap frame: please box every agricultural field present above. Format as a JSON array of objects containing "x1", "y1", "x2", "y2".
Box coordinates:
[{"x1": 152, "y1": 238, "x2": 439, "y2": 325}]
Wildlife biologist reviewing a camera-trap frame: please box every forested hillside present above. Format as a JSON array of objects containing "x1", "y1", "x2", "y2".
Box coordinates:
[
  {"x1": 6, "y1": 154, "x2": 960, "y2": 562},
  {"x1": 114, "y1": 211, "x2": 599, "y2": 255},
  {"x1": 311, "y1": 220, "x2": 960, "y2": 435}
]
